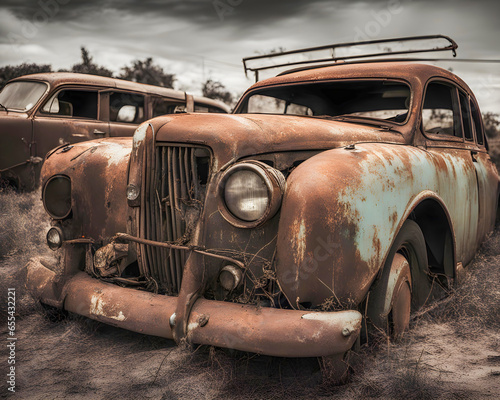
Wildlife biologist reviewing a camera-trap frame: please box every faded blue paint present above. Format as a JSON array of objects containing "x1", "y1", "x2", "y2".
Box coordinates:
[
  {"x1": 275, "y1": 141, "x2": 493, "y2": 307},
  {"x1": 337, "y1": 144, "x2": 479, "y2": 272}
]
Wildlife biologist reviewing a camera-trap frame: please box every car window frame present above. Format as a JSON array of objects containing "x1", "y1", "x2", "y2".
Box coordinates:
[
  {"x1": 150, "y1": 95, "x2": 186, "y2": 118},
  {"x1": 420, "y1": 78, "x2": 465, "y2": 144},
  {"x1": 105, "y1": 89, "x2": 148, "y2": 124},
  {"x1": 234, "y1": 77, "x2": 414, "y2": 127},
  {"x1": 458, "y1": 89, "x2": 474, "y2": 143},
  {"x1": 0, "y1": 79, "x2": 50, "y2": 114},
  {"x1": 37, "y1": 85, "x2": 104, "y2": 121},
  {"x1": 469, "y1": 96, "x2": 486, "y2": 149}
]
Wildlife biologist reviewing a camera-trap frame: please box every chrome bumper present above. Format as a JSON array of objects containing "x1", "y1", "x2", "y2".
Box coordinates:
[{"x1": 26, "y1": 258, "x2": 362, "y2": 358}]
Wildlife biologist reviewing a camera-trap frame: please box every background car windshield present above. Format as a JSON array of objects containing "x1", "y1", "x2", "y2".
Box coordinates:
[
  {"x1": 238, "y1": 80, "x2": 411, "y2": 122},
  {"x1": 0, "y1": 81, "x2": 47, "y2": 111}
]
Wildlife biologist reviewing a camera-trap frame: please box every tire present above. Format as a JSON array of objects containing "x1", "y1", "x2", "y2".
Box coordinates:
[{"x1": 367, "y1": 219, "x2": 429, "y2": 338}]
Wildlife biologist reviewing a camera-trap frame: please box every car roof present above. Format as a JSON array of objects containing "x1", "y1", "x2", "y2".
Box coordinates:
[
  {"x1": 9, "y1": 72, "x2": 230, "y2": 111},
  {"x1": 248, "y1": 61, "x2": 472, "y2": 94}
]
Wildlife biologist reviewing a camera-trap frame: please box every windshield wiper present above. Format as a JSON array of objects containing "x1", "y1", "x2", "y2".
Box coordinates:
[
  {"x1": 328, "y1": 115, "x2": 399, "y2": 132},
  {"x1": 0, "y1": 102, "x2": 7, "y2": 111}
]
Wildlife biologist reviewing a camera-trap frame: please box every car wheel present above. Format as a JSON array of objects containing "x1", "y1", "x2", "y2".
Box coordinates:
[{"x1": 367, "y1": 219, "x2": 428, "y2": 338}]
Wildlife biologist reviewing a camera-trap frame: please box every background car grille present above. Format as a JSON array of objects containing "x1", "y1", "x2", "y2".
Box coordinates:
[{"x1": 140, "y1": 144, "x2": 210, "y2": 295}]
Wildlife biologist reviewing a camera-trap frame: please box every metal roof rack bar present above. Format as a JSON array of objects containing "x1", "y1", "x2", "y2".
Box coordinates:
[
  {"x1": 276, "y1": 57, "x2": 500, "y2": 77},
  {"x1": 243, "y1": 35, "x2": 458, "y2": 81}
]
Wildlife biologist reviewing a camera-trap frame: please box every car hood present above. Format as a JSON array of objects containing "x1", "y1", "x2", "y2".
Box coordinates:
[{"x1": 153, "y1": 113, "x2": 406, "y2": 168}]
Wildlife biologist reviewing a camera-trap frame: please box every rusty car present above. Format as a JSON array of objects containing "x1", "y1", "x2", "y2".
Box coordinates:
[
  {"x1": 26, "y1": 36, "x2": 499, "y2": 377},
  {"x1": 0, "y1": 72, "x2": 229, "y2": 190}
]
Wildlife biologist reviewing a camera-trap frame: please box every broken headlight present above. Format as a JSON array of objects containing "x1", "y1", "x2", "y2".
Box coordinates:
[
  {"x1": 219, "y1": 161, "x2": 285, "y2": 228},
  {"x1": 43, "y1": 175, "x2": 72, "y2": 219}
]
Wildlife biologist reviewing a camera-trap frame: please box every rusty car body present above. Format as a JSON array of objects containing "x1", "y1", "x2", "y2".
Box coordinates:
[
  {"x1": 26, "y1": 38, "x2": 499, "y2": 365},
  {"x1": 0, "y1": 73, "x2": 229, "y2": 190}
]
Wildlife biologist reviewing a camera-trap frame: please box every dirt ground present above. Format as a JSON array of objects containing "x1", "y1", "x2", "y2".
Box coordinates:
[{"x1": 0, "y1": 190, "x2": 499, "y2": 399}]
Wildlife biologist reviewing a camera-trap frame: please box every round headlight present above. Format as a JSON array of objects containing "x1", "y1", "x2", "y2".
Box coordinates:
[
  {"x1": 218, "y1": 265, "x2": 243, "y2": 291},
  {"x1": 219, "y1": 161, "x2": 286, "y2": 228},
  {"x1": 46, "y1": 227, "x2": 64, "y2": 250},
  {"x1": 224, "y1": 170, "x2": 269, "y2": 221},
  {"x1": 43, "y1": 175, "x2": 72, "y2": 219},
  {"x1": 126, "y1": 184, "x2": 140, "y2": 201}
]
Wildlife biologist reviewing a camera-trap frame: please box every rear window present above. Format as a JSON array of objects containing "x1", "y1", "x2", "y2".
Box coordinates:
[
  {"x1": 194, "y1": 104, "x2": 228, "y2": 113},
  {"x1": 422, "y1": 82, "x2": 462, "y2": 138},
  {"x1": 109, "y1": 92, "x2": 145, "y2": 124},
  {"x1": 470, "y1": 100, "x2": 484, "y2": 146}
]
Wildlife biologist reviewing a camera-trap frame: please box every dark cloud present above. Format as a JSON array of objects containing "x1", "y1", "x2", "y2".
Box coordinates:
[
  {"x1": 1, "y1": 0, "x2": 318, "y2": 25},
  {"x1": 1, "y1": 0, "x2": 499, "y2": 110},
  {"x1": 3, "y1": 0, "x2": 500, "y2": 34}
]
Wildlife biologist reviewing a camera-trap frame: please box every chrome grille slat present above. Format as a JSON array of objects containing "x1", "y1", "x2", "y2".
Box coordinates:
[
  {"x1": 140, "y1": 144, "x2": 207, "y2": 295},
  {"x1": 147, "y1": 143, "x2": 159, "y2": 282},
  {"x1": 166, "y1": 148, "x2": 182, "y2": 291},
  {"x1": 160, "y1": 147, "x2": 175, "y2": 288}
]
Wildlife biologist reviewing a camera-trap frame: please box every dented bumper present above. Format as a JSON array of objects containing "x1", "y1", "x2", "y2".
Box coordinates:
[{"x1": 26, "y1": 258, "x2": 361, "y2": 358}]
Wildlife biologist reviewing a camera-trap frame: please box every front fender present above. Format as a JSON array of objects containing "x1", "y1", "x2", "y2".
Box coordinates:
[
  {"x1": 275, "y1": 143, "x2": 470, "y2": 308},
  {"x1": 41, "y1": 138, "x2": 132, "y2": 241}
]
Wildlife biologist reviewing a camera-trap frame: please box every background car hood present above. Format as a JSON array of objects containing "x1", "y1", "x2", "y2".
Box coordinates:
[{"x1": 153, "y1": 113, "x2": 406, "y2": 168}]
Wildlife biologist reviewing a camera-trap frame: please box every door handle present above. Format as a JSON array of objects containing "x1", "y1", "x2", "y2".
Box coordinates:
[{"x1": 93, "y1": 129, "x2": 106, "y2": 136}]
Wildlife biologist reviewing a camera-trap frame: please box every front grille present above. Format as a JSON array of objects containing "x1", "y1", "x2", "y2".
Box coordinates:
[{"x1": 140, "y1": 144, "x2": 210, "y2": 295}]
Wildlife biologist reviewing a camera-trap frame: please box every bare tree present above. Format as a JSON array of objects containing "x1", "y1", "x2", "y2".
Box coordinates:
[
  {"x1": 119, "y1": 58, "x2": 175, "y2": 88},
  {"x1": 69, "y1": 47, "x2": 113, "y2": 77},
  {"x1": 202, "y1": 79, "x2": 233, "y2": 105},
  {"x1": 0, "y1": 63, "x2": 52, "y2": 88},
  {"x1": 483, "y1": 112, "x2": 500, "y2": 139}
]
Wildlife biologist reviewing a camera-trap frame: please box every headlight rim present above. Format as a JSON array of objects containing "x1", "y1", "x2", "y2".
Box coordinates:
[
  {"x1": 46, "y1": 226, "x2": 64, "y2": 251},
  {"x1": 218, "y1": 161, "x2": 285, "y2": 229},
  {"x1": 42, "y1": 174, "x2": 72, "y2": 220}
]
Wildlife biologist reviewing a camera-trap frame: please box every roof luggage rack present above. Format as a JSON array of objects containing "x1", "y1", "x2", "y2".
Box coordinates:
[
  {"x1": 243, "y1": 35, "x2": 500, "y2": 82},
  {"x1": 243, "y1": 35, "x2": 459, "y2": 82}
]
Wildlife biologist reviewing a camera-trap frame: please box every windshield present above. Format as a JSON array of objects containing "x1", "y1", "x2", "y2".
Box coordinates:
[
  {"x1": 236, "y1": 80, "x2": 411, "y2": 123},
  {"x1": 0, "y1": 81, "x2": 48, "y2": 112}
]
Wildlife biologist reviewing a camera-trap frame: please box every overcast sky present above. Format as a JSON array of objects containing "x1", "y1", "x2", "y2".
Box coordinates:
[{"x1": 1, "y1": 0, "x2": 499, "y2": 110}]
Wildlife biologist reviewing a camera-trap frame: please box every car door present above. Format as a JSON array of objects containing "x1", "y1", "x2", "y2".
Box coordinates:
[
  {"x1": 32, "y1": 86, "x2": 110, "y2": 159},
  {"x1": 469, "y1": 96, "x2": 499, "y2": 246},
  {"x1": 422, "y1": 80, "x2": 479, "y2": 267},
  {"x1": 0, "y1": 80, "x2": 49, "y2": 188}
]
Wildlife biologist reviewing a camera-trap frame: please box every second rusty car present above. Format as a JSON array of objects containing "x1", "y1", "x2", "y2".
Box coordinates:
[
  {"x1": 26, "y1": 40, "x2": 499, "y2": 370},
  {"x1": 0, "y1": 72, "x2": 229, "y2": 190}
]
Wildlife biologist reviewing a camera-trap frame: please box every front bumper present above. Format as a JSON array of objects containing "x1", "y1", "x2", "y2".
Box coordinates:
[{"x1": 26, "y1": 257, "x2": 362, "y2": 358}]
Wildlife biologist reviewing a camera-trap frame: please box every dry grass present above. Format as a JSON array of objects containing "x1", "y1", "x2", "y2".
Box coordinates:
[
  {"x1": 0, "y1": 192, "x2": 499, "y2": 399},
  {"x1": 0, "y1": 188, "x2": 50, "y2": 261},
  {"x1": 488, "y1": 138, "x2": 500, "y2": 167},
  {"x1": 426, "y1": 229, "x2": 500, "y2": 336}
]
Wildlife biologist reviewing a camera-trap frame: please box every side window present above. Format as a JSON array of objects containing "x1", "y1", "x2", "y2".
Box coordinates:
[
  {"x1": 470, "y1": 100, "x2": 484, "y2": 146},
  {"x1": 459, "y1": 91, "x2": 473, "y2": 141},
  {"x1": 42, "y1": 89, "x2": 98, "y2": 119},
  {"x1": 194, "y1": 103, "x2": 228, "y2": 113},
  {"x1": 152, "y1": 97, "x2": 183, "y2": 117},
  {"x1": 110, "y1": 92, "x2": 145, "y2": 124},
  {"x1": 422, "y1": 82, "x2": 461, "y2": 138}
]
